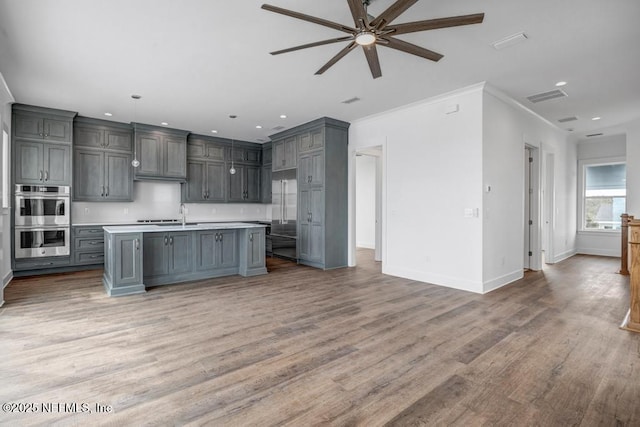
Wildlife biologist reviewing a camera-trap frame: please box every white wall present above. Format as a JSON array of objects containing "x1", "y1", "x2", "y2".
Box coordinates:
[
  {"x1": 626, "y1": 118, "x2": 640, "y2": 215},
  {"x1": 349, "y1": 84, "x2": 485, "y2": 293},
  {"x1": 482, "y1": 87, "x2": 575, "y2": 291},
  {"x1": 355, "y1": 155, "x2": 376, "y2": 249},
  {"x1": 72, "y1": 181, "x2": 270, "y2": 225},
  {"x1": 0, "y1": 72, "x2": 14, "y2": 306},
  {"x1": 575, "y1": 134, "x2": 626, "y2": 257}
]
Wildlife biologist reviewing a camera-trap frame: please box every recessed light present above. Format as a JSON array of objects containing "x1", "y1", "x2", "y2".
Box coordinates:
[
  {"x1": 280, "y1": 115, "x2": 287, "y2": 119},
  {"x1": 104, "y1": 112, "x2": 113, "y2": 117},
  {"x1": 161, "y1": 122, "x2": 169, "y2": 126},
  {"x1": 555, "y1": 81, "x2": 567, "y2": 87},
  {"x1": 211, "y1": 130, "x2": 218, "y2": 134},
  {"x1": 591, "y1": 117, "x2": 601, "y2": 121},
  {"x1": 256, "y1": 125, "x2": 262, "y2": 129}
]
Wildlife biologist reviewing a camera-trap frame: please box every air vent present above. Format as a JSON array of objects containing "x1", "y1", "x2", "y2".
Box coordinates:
[
  {"x1": 342, "y1": 96, "x2": 361, "y2": 104},
  {"x1": 526, "y1": 89, "x2": 568, "y2": 103},
  {"x1": 491, "y1": 32, "x2": 528, "y2": 50},
  {"x1": 586, "y1": 133, "x2": 604, "y2": 137},
  {"x1": 271, "y1": 125, "x2": 285, "y2": 131},
  {"x1": 558, "y1": 116, "x2": 578, "y2": 123}
]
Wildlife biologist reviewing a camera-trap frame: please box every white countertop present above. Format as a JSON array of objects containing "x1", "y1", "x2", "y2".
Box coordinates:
[{"x1": 103, "y1": 222, "x2": 267, "y2": 234}]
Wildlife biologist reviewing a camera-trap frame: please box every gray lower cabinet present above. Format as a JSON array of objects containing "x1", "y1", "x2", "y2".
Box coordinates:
[
  {"x1": 196, "y1": 229, "x2": 238, "y2": 271},
  {"x1": 228, "y1": 165, "x2": 260, "y2": 202},
  {"x1": 73, "y1": 225, "x2": 105, "y2": 265},
  {"x1": 134, "y1": 125, "x2": 188, "y2": 181},
  {"x1": 183, "y1": 160, "x2": 226, "y2": 202},
  {"x1": 298, "y1": 187, "x2": 324, "y2": 263},
  {"x1": 74, "y1": 149, "x2": 132, "y2": 201},
  {"x1": 239, "y1": 228, "x2": 267, "y2": 276},
  {"x1": 143, "y1": 232, "x2": 193, "y2": 283},
  {"x1": 15, "y1": 141, "x2": 71, "y2": 185},
  {"x1": 103, "y1": 232, "x2": 144, "y2": 297}
]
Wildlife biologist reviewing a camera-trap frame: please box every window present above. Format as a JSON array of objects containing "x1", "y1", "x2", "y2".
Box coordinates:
[{"x1": 581, "y1": 161, "x2": 626, "y2": 231}]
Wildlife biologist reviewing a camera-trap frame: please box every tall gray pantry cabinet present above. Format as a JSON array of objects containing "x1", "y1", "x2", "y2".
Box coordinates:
[{"x1": 270, "y1": 117, "x2": 349, "y2": 270}]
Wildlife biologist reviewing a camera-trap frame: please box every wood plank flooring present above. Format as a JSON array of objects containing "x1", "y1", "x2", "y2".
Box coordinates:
[{"x1": 1, "y1": 251, "x2": 639, "y2": 426}]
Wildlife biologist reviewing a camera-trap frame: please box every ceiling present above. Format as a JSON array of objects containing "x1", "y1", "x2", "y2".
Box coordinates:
[{"x1": 0, "y1": 0, "x2": 639, "y2": 142}]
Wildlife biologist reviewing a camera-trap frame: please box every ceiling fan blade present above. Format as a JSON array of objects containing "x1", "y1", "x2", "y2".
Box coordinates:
[
  {"x1": 386, "y1": 13, "x2": 485, "y2": 35},
  {"x1": 346, "y1": 0, "x2": 369, "y2": 28},
  {"x1": 379, "y1": 37, "x2": 443, "y2": 62},
  {"x1": 262, "y1": 4, "x2": 356, "y2": 34},
  {"x1": 362, "y1": 44, "x2": 382, "y2": 79},
  {"x1": 370, "y1": 0, "x2": 418, "y2": 30},
  {"x1": 315, "y1": 42, "x2": 358, "y2": 75},
  {"x1": 270, "y1": 36, "x2": 353, "y2": 55}
]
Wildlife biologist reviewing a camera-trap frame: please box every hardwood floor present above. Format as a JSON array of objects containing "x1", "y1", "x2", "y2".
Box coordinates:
[{"x1": 1, "y1": 251, "x2": 639, "y2": 426}]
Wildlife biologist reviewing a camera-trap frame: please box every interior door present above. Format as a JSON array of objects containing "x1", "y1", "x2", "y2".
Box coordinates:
[{"x1": 524, "y1": 147, "x2": 532, "y2": 269}]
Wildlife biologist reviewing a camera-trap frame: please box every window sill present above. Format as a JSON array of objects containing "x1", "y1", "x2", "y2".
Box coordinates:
[{"x1": 578, "y1": 229, "x2": 621, "y2": 236}]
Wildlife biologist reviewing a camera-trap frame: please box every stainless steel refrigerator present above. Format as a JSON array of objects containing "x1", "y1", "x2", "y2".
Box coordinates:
[{"x1": 271, "y1": 169, "x2": 297, "y2": 260}]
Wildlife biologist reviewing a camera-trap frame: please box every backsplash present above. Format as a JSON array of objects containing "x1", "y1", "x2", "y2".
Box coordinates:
[{"x1": 72, "y1": 181, "x2": 271, "y2": 225}]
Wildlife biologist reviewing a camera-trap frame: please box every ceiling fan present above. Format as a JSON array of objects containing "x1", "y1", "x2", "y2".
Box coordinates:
[{"x1": 261, "y1": 0, "x2": 484, "y2": 79}]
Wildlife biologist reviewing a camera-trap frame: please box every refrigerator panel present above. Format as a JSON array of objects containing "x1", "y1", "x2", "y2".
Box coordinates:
[{"x1": 271, "y1": 169, "x2": 297, "y2": 238}]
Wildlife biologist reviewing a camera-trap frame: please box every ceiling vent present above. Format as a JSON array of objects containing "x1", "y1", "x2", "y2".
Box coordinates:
[
  {"x1": 526, "y1": 89, "x2": 568, "y2": 103},
  {"x1": 491, "y1": 32, "x2": 528, "y2": 50},
  {"x1": 558, "y1": 116, "x2": 578, "y2": 123},
  {"x1": 271, "y1": 125, "x2": 285, "y2": 131},
  {"x1": 342, "y1": 96, "x2": 361, "y2": 104},
  {"x1": 586, "y1": 133, "x2": 604, "y2": 137}
]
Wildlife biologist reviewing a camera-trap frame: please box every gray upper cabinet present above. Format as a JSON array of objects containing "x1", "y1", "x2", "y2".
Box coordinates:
[
  {"x1": 134, "y1": 124, "x2": 188, "y2": 181},
  {"x1": 187, "y1": 139, "x2": 225, "y2": 161},
  {"x1": 15, "y1": 140, "x2": 71, "y2": 185},
  {"x1": 73, "y1": 117, "x2": 133, "y2": 202},
  {"x1": 272, "y1": 136, "x2": 297, "y2": 171},
  {"x1": 229, "y1": 146, "x2": 260, "y2": 165},
  {"x1": 261, "y1": 142, "x2": 272, "y2": 203},
  {"x1": 228, "y1": 165, "x2": 260, "y2": 202},
  {"x1": 13, "y1": 104, "x2": 76, "y2": 186},
  {"x1": 270, "y1": 117, "x2": 349, "y2": 270},
  {"x1": 183, "y1": 160, "x2": 226, "y2": 202}
]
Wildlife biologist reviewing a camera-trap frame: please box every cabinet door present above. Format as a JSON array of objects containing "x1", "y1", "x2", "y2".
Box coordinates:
[
  {"x1": 245, "y1": 229, "x2": 265, "y2": 269},
  {"x1": 168, "y1": 232, "x2": 192, "y2": 274},
  {"x1": 298, "y1": 188, "x2": 324, "y2": 263},
  {"x1": 104, "y1": 129, "x2": 133, "y2": 152},
  {"x1": 105, "y1": 152, "x2": 132, "y2": 201},
  {"x1": 143, "y1": 234, "x2": 169, "y2": 277},
  {"x1": 43, "y1": 144, "x2": 71, "y2": 185},
  {"x1": 43, "y1": 118, "x2": 72, "y2": 143},
  {"x1": 206, "y1": 161, "x2": 226, "y2": 202},
  {"x1": 298, "y1": 154, "x2": 310, "y2": 187},
  {"x1": 262, "y1": 144, "x2": 272, "y2": 165},
  {"x1": 273, "y1": 140, "x2": 285, "y2": 170},
  {"x1": 309, "y1": 151, "x2": 324, "y2": 186},
  {"x1": 298, "y1": 188, "x2": 310, "y2": 260},
  {"x1": 74, "y1": 149, "x2": 104, "y2": 200},
  {"x1": 74, "y1": 126, "x2": 104, "y2": 148},
  {"x1": 298, "y1": 129, "x2": 324, "y2": 152},
  {"x1": 227, "y1": 165, "x2": 245, "y2": 202},
  {"x1": 261, "y1": 166, "x2": 272, "y2": 203},
  {"x1": 14, "y1": 115, "x2": 43, "y2": 139},
  {"x1": 15, "y1": 141, "x2": 44, "y2": 184},
  {"x1": 114, "y1": 234, "x2": 142, "y2": 286},
  {"x1": 137, "y1": 134, "x2": 162, "y2": 176},
  {"x1": 185, "y1": 161, "x2": 206, "y2": 202},
  {"x1": 218, "y1": 230, "x2": 238, "y2": 268},
  {"x1": 205, "y1": 143, "x2": 226, "y2": 161},
  {"x1": 164, "y1": 136, "x2": 186, "y2": 178},
  {"x1": 245, "y1": 166, "x2": 261, "y2": 202},
  {"x1": 196, "y1": 231, "x2": 217, "y2": 271},
  {"x1": 284, "y1": 137, "x2": 297, "y2": 168}
]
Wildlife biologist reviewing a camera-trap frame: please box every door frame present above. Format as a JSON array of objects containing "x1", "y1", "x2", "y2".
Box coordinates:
[{"x1": 524, "y1": 144, "x2": 542, "y2": 271}]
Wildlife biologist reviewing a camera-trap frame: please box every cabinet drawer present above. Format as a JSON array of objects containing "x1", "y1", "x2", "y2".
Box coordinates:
[
  {"x1": 74, "y1": 227, "x2": 104, "y2": 237},
  {"x1": 14, "y1": 256, "x2": 71, "y2": 271},
  {"x1": 75, "y1": 251, "x2": 104, "y2": 265},
  {"x1": 75, "y1": 238, "x2": 104, "y2": 251}
]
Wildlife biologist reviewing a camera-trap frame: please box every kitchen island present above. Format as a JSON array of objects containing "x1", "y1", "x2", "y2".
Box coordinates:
[{"x1": 102, "y1": 222, "x2": 267, "y2": 297}]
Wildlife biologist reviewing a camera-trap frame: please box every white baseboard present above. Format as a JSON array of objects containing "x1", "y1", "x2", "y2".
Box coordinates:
[
  {"x1": 356, "y1": 242, "x2": 375, "y2": 249},
  {"x1": 383, "y1": 264, "x2": 482, "y2": 294},
  {"x1": 576, "y1": 248, "x2": 621, "y2": 257},
  {"x1": 3, "y1": 271, "x2": 12, "y2": 289},
  {"x1": 553, "y1": 249, "x2": 577, "y2": 263},
  {"x1": 482, "y1": 270, "x2": 523, "y2": 294}
]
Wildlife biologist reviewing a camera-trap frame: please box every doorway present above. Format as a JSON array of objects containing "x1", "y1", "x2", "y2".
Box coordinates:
[
  {"x1": 524, "y1": 145, "x2": 541, "y2": 270},
  {"x1": 353, "y1": 146, "x2": 383, "y2": 264}
]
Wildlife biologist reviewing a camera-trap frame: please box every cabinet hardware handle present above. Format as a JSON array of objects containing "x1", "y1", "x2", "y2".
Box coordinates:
[
  {"x1": 282, "y1": 159, "x2": 285, "y2": 166},
  {"x1": 89, "y1": 241, "x2": 97, "y2": 245},
  {"x1": 39, "y1": 133, "x2": 44, "y2": 137},
  {"x1": 215, "y1": 233, "x2": 219, "y2": 241},
  {"x1": 249, "y1": 234, "x2": 253, "y2": 242},
  {"x1": 169, "y1": 236, "x2": 173, "y2": 245},
  {"x1": 90, "y1": 255, "x2": 98, "y2": 259},
  {"x1": 164, "y1": 236, "x2": 168, "y2": 245},
  {"x1": 105, "y1": 186, "x2": 109, "y2": 197},
  {"x1": 88, "y1": 230, "x2": 100, "y2": 233},
  {"x1": 101, "y1": 186, "x2": 105, "y2": 197},
  {"x1": 39, "y1": 170, "x2": 43, "y2": 181},
  {"x1": 135, "y1": 239, "x2": 140, "y2": 250},
  {"x1": 220, "y1": 234, "x2": 223, "y2": 242},
  {"x1": 44, "y1": 171, "x2": 49, "y2": 181},
  {"x1": 44, "y1": 133, "x2": 49, "y2": 137}
]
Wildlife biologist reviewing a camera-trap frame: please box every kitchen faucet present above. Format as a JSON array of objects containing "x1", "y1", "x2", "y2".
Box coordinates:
[{"x1": 179, "y1": 203, "x2": 186, "y2": 226}]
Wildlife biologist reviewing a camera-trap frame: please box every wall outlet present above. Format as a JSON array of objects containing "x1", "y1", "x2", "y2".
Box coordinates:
[
  {"x1": 212, "y1": 208, "x2": 217, "y2": 214},
  {"x1": 84, "y1": 207, "x2": 89, "y2": 214},
  {"x1": 240, "y1": 207, "x2": 244, "y2": 214},
  {"x1": 124, "y1": 207, "x2": 129, "y2": 215}
]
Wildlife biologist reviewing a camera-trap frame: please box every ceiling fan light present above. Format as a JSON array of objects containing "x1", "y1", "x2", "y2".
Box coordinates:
[{"x1": 355, "y1": 31, "x2": 376, "y2": 46}]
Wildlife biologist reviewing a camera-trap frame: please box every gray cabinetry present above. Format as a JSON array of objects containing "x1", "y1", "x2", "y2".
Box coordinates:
[
  {"x1": 13, "y1": 108, "x2": 73, "y2": 143},
  {"x1": 73, "y1": 225, "x2": 105, "y2": 265},
  {"x1": 261, "y1": 142, "x2": 272, "y2": 203},
  {"x1": 229, "y1": 146, "x2": 261, "y2": 165},
  {"x1": 270, "y1": 117, "x2": 349, "y2": 270},
  {"x1": 73, "y1": 117, "x2": 133, "y2": 201},
  {"x1": 196, "y1": 229, "x2": 238, "y2": 271},
  {"x1": 272, "y1": 136, "x2": 297, "y2": 171},
  {"x1": 103, "y1": 232, "x2": 144, "y2": 297},
  {"x1": 228, "y1": 165, "x2": 260, "y2": 202},
  {"x1": 143, "y1": 232, "x2": 193, "y2": 282},
  {"x1": 183, "y1": 159, "x2": 226, "y2": 202},
  {"x1": 134, "y1": 124, "x2": 188, "y2": 181},
  {"x1": 15, "y1": 141, "x2": 71, "y2": 185},
  {"x1": 239, "y1": 228, "x2": 267, "y2": 276}
]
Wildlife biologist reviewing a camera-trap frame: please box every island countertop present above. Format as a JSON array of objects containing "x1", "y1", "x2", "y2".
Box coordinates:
[{"x1": 103, "y1": 222, "x2": 267, "y2": 234}]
